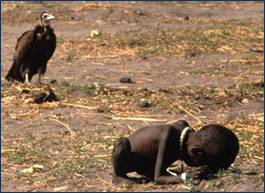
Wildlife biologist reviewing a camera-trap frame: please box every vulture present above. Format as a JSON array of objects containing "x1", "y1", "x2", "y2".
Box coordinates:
[{"x1": 5, "y1": 12, "x2": 56, "y2": 84}]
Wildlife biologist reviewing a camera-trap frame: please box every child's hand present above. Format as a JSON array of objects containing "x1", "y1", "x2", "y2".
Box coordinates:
[{"x1": 190, "y1": 165, "x2": 208, "y2": 179}]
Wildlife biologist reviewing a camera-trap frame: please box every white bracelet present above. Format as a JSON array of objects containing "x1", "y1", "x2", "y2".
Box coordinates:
[{"x1": 181, "y1": 172, "x2": 187, "y2": 181}]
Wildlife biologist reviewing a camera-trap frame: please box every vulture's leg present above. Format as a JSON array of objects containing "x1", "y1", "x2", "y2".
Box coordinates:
[
  {"x1": 38, "y1": 64, "x2": 46, "y2": 84},
  {"x1": 38, "y1": 73, "x2": 43, "y2": 84},
  {"x1": 23, "y1": 68, "x2": 31, "y2": 84},
  {"x1": 25, "y1": 73, "x2": 30, "y2": 85}
]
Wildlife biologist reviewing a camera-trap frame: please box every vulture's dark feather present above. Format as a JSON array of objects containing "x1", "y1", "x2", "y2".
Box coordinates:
[{"x1": 5, "y1": 12, "x2": 56, "y2": 84}]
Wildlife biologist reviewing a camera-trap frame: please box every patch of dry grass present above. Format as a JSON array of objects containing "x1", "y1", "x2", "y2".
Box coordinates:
[
  {"x1": 1, "y1": 82, "x2": 264, "y2": 191},
  {"x1": 55, "y1": 21, "x2": 263, "y2": 63}
]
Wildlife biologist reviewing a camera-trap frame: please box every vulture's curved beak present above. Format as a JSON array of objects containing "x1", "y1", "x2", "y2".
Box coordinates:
[{"x1": 47, "y1": 14, "x2": 55, "y2": 21}]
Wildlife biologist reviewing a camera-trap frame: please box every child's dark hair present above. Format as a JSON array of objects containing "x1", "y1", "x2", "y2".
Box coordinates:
[{"x1": 197, "y1": 124, "x2": 239, "y2": 171}]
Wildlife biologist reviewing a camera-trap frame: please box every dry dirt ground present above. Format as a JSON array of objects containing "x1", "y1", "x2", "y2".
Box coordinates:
[{"x1": 1, "y1": 1, "x2": 264, "y2": 192}]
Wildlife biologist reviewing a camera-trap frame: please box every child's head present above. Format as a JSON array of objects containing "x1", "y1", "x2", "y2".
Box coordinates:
[{"x1": 185, "y1": 124, "x2": 239, "y2": 172}]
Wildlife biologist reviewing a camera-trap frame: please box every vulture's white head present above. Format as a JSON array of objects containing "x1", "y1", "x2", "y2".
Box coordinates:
[{"x1": 41, "y1": 12, "x2": 55, "y2": 27}]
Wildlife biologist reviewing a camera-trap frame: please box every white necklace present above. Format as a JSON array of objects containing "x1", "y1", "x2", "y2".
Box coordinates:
[
  {"x1": 180, "y1": 126, "x2": 194, "y2": 172},
  {"x1": 166, "y1": 126, "x2": 194, "y2": 176}
]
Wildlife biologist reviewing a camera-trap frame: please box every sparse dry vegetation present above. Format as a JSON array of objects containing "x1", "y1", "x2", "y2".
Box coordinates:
[{"x1": 1, "y1": 1, "x2": 264, "y2": 192}]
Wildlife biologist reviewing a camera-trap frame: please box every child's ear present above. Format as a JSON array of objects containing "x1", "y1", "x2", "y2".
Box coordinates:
[{"x1": 191, "y1": 147, "x2": 204, "y2": 156}]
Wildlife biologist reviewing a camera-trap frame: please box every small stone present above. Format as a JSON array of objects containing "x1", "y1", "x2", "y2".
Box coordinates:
[
  {"x1": 49, "y1": 79, "x2": 57, "y2": 84},
  {"x1": 138, "y1": 99, "x2": 152, "y2": 108},
  {"x1": 120, "y1": 77, "x2": 132, "y2": 83},
  {"x1": 242, "y1": 98, "x2": 248, "y2": 104},
  {"x1": 22, "y1": 89, "x2": 30, "y2": 94},
  {"x1": 184, "y1": 16, "x2": 189, "y2": 20}
]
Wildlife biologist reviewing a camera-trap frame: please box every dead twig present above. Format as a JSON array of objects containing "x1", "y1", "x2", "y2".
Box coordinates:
[
  {"x1": 61, "y1": 102, "x2": 98, "y2": 110},
  {"x1": 50, "y1": 118, "x2": 77, "y2": 139},
  {"x1": 111, "y1": 117, "x2": 166, "y2": 122},
  {"x1": 167, "y1": 95, "x2": 206, "y2": 126}
]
